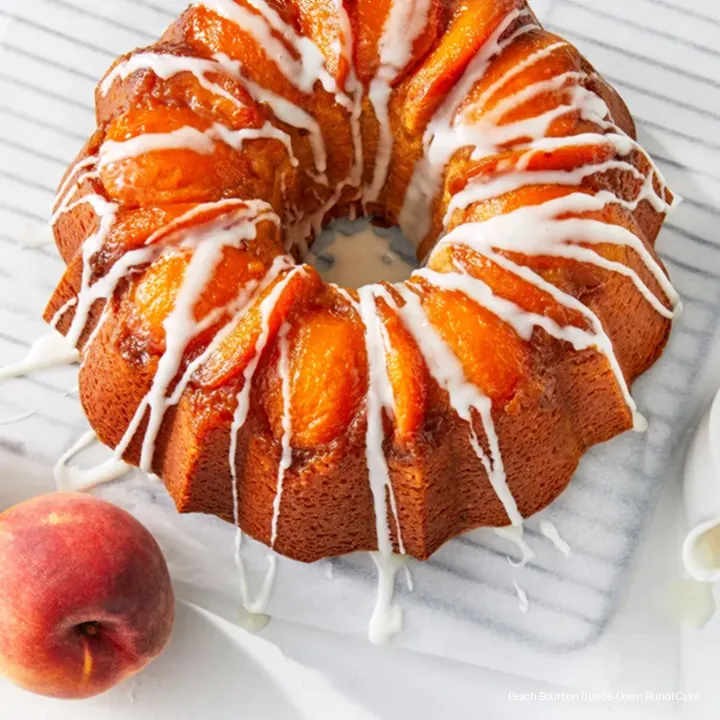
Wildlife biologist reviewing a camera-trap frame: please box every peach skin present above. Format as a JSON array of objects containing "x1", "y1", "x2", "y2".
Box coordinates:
[{"x1": 0, "y1": 493, "x2": 174, "y2": 699}]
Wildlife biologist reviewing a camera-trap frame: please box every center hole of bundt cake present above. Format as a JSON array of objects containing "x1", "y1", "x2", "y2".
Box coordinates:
[{"x1": 307, "y1": 218, "x2": 418, "y2": 288}]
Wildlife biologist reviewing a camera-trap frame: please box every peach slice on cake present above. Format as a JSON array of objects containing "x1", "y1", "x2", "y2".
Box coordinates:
[
  {"x1": 295, "y1": 0, "x2": 351, "y2": 87},
  {"x1": 375, "y1": 296, "x2": 429, "y2": 441},
  {"x1": 264, "y1": 300, "x2": 369, "y2": 448},
  {"x1": 416, "y1": 280, "x2": 529, "y2": 402},
  {"x1": 402, "y1": 0, "x2": 526, "y2": 132},
  {"x1": 195, "y1": 267, "x2": 323, "y2": 389},
  {"x1": 352, "y1": 0, "x2": 442, "y2": 84}
]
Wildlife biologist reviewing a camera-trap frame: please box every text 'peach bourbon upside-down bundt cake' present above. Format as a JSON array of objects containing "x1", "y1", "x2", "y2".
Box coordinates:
[{"x1": 46, "y1": 0, "x2": 680, "y2": 602}]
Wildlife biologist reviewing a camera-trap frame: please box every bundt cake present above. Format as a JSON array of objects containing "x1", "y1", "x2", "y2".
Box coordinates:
[{"x1": 45, "y1": 0, "x2": 680, "y2": 568}]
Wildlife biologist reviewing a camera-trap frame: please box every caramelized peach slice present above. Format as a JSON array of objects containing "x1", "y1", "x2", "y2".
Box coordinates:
[
  {"x1": 99, "y1": 47, "x2": 261, "y2": 129},
  {"x1": 458, "y1": 30, "x2": 572, "y2": 120},
  {"x1": 129, "y1": 246, "x2": 269, "y2": 349},
  {"x1": 104, "y1": 106, "x2": 207, "y2": 144},
  {"x1": 103, "y1": 205, "x2": 201, "y2": 257},
  {"x1": 449, "y1": 183, "x2": 587, "y2": 228},
  {"x1": 100, "y1": 202, "x2": 282, "y2": 281},
  {"x1": 353, "y1": 0, "x2": 442, "y2": 84},
  {"x1": 131, "y1": 252, "x2": 186, "y2": 344},
  {"x1": 430, "y1": 245, "x2": 588, "y2": 331},
  {"x1": 353, "y1": 0, "x2": 394, "y2": 83},
  {"x1": 295, "y1": 0, "x2": 350, "y2": 87},
  {"x1": 183, "y1": 3, "x2": 305, "y2": 103},
  {"x1": 421, "y1": 284, "x2": 528, "y2": 402},
  {"x1": 446, "y1": 141, "x2": 617, "y2": 198},
  {"x1": 376, "y1": 299, "x2": 428, "y2": 440},
  {"x1": 100, "y1": 106, "x2": 266, "y2": 206},
  {"x1": 442, "y1": 182, "x2": 638, "y2": 297},
  {"x1": 286, "y1": 305, "x2": 368, "y2": 448},
  {"x1": 196, "y1": 267, "x2": 322, "y2": 388},
  {"x1": 262, "y1": 293, "x2": 426, "y2": 446},
  {"x1": 403, "y1": 0, "x2": 525, "y2": 132}
]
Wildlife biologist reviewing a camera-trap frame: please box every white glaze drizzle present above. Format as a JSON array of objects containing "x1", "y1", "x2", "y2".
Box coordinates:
[
  {"x1": 473, "y1": 40, "x2": 568, "y2": 110},
  {"x1": 270, "y1": 322, "x2": 293, "y2": 547},
  {"x1": 50, "y1": 168, "x2": 101, "y2": 226},
  {"x1": 364, "y1": 0, "x2": 432, "y2": 205},
  {"x1": 228, "y1": 265, "x2": 306, "y2": 613},
  {"x1": 399, "y1": 8, "x2": 536, "y2": 242},
  {"x1": 374, "y1": 284, "x2": 522, "y2": 527},
  {"x1": 443, "y1": 159, "x2": 656, "y2": 224},
  {"x1": 100, "y1": 126, "x2": 214, "y2": 164},
  {"x1": 50, "y1": 297, "x2": 78, "y2": 329},
  {"x1": 111, "y1": 202, "x2": 281, "y2": 472},
  {"x1": 472, "y1": 71, "x2": 586, "y2": 135},
  {"x1": 345, "y1": 75, "x2": 365, "y2": 190},
  {"x1": 100, "y1": 52, "x2": 249, "y2": 109},
  {"x1": 369, "y1": 551, "x2": 405, "y2": 644},
  {"x1": 196, "y1": 0, "x2": 337, "y2": 95},
  {"x1": 53, "y1": 155, "x2": 99, "y2": 212},
  {"x1": 539, "y1": 519, "x2": 572, "y2": 557},
  {"x1": 0, "y1": 331, "x2": 80, "y2": 381},
  {"x1": 403, "y1": 564, "x2": 414, "y2": 592},
  {"x1": 99, "y1": 122, "x2": 298, "y2": 169},
  {"x1": 435, "y1": 193, "x2": 679, "y2": 319},
  {"x1": 495, "y1": 525, "x2": 535, "y2": 567},
  {"x1": 143, "y1": 198, "x2": 253, "y2": 247},
  {"x1": 341, "y1": 287, "x2": 404, "y2": 556},
  {"x1": 236, "y1": 549, "x2": 278, "y2": 619},
  {"x1": 54, "y1": 430, "x2": 130, "y2": 493},
  {"x1": 214, "y1": 53, "x2": 328, "y2": 180},
  {"x1": 50, "y1": 194, "x2": 133, "y2": 348},
  {"x1": 513, "y1": 581, "x2": 530, "y2": 614}
]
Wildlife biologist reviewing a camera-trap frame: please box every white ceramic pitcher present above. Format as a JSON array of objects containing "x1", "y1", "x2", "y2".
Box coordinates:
[{"x1": 683, "y1": 389, "x2": 720, "y2": 583}]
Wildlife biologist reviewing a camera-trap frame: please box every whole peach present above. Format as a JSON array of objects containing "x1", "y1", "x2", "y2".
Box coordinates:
[{"x1": 0, "y1": 492, "x2": 175, "y2": 699}]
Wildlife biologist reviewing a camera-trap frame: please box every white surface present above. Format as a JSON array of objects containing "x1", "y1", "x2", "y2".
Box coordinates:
[{"x1": 0, "y1": 599, "x2": 377, "y2": 720}]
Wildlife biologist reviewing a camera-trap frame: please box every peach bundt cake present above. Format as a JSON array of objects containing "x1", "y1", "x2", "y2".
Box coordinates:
[{"x1": 46, "y1": 0, "x2": 679, "y2": 577}]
